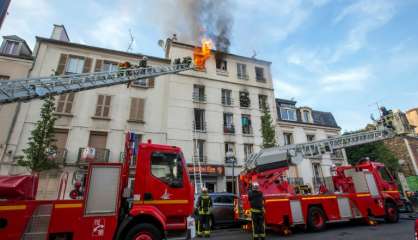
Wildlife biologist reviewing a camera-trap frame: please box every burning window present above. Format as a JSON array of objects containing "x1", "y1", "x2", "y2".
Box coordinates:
[
  {"x1": 255, "y1": 67, "x2": 265, "y2": 82},
  {"x1": 239, "y1": 91, "x2": 250, "y2": 108},
  {"x1": 216, "y1": 58, "x2": 228, "y2": 71}
]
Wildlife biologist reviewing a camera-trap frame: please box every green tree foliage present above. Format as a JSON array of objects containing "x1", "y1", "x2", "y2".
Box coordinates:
[
  {"x1": 345, "y1": 142, "x2": 399, "y2": 173},
  {"x1": 18, "y1": 96, "x2": 58, "y2": 173},
  {"x1": 260, "y1": 106, "x2": 277, "y2": 148}
]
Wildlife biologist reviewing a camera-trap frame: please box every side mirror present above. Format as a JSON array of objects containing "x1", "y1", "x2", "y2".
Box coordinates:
[{"x1": 170, "y1": 179, "x2": 183, "y2": 188}]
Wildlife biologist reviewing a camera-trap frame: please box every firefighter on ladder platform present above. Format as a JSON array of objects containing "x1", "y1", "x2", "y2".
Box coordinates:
[
  {"x1": 249, "y1": 182, "x2": 266, "y2": 240},
  {"x1": 197, "y1": 187, "x2": 213, "y2": 237}
]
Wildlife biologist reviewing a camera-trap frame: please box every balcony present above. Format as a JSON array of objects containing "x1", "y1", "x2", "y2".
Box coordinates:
[
  {"x1": 223, "y1": 124, "x2": 235, "y2": 134},
  {"x1": 47, "y1": 148, "x2": 67, "y2": 165},
  {"x1": 131, "y1": 78, "x2": 153, "y2": 88},
  {"x1": 192, "y1": 155, "x2": 208, "y2": 164},
  {"x1": 192, "y1": 93, "x2": 206, "y2": 103},
  {"x1": 193, "y1": 121, "x2": 207, "y2": 132},
  {"x1": 237, "y1": 74, "x2": 249, "y2": 80},
  {"x1": 330, "y1": 150, "x2": 345, "y2": 161},
  {"x1": 242, "y1": 126, "x2": 253, "y2": 136},
  {"x1": 221, "y1": 97, "x2": 234, "y2": 106},
  {"x1": 77, "y1": 147, "x2": 110, "y2": 165}
]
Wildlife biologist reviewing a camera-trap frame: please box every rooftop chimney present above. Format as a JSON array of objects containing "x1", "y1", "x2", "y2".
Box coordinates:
[{"x1": 50, "y1": 24, "x2": 70, "y2": 42}]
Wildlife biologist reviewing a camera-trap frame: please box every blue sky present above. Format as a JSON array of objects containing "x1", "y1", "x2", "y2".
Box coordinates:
[{"x1": 1, "y1": 0, "x2": 418, "y2": 131}]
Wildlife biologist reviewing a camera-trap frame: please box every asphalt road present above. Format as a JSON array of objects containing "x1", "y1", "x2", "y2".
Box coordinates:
[{"x1": 197, "y1": 216, "x2": 415, "y2": 240}]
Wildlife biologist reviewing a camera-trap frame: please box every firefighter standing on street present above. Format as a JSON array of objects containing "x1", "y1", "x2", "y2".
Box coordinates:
[
  {"x1": 197, "y1": 187, "x2": 213, "y2": 237},
  {"x1": 248, "y1": 182, "x2": 266, "y2": 240}
]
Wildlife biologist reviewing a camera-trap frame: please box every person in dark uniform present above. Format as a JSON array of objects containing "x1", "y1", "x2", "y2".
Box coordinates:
[
  {"x1": 248, "y1": 182, "x2": 265, "y2": 240},
  {"x1": 197, "y1": 187, "x2": 213, "y2": 237}
]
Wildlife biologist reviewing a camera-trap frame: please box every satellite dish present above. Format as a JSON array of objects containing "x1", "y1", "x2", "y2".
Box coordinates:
[
  {"x1": 158, "y1": 39, "x2": 164, "y2": 48},
  {"x1": 290, "y1": 152, "x2": 303, "y2": 165}
]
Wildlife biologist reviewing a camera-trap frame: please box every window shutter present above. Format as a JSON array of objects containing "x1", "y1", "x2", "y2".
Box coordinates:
[
  {"x1": 103, "y1": 95, "x2": 111, "y2": 117},
  {"x1": 148, "y1": 78, "x2": 155, "y2": 88},
  {"x1": 137, "y1": 98, "x2": 145, "y2": 121},
  {"x1": 56, "y1": 54, "x2": 68, "y2": 75},
  {"x1": 83, "y1": 57, "x2": 92, "y2": 73},
  {"x1": 94, "y1": 59, "x2": 103, "y2": 72},
  {"x1": 65, "y1": 93, "x2": 75, "y2": 113},
  {"x1": 95, "y1": 95, "x2": 104, "y2": 116},
  {"x1": 56, "y1": 94, "x2": 66, "y2": 112}
]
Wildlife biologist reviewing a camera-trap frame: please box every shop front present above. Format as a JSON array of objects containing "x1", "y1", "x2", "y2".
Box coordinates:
[{"x1": 187, "y1": 164, "x2": 225, "y2": 193}]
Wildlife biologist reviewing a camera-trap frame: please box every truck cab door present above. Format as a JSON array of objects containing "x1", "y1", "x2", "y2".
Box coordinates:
[{"x1": 144, "y1": 150, "x2": 192, "y2": 225}]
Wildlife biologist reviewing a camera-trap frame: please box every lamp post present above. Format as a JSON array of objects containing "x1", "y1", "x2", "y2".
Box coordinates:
[{"x1": 226, "y1": 151, "x2": 236, "y2": 194}]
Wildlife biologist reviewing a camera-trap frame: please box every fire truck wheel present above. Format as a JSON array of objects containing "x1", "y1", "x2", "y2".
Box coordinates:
[
  {"x1": 307, "y1": 206, "x2": 326, "y2": 232},
  {"x1": 125, "y1": 223, "x2": 162, "y2": 240},
  {"x1": 384, "y1": 201, "x2": 399, "y2": 223}
]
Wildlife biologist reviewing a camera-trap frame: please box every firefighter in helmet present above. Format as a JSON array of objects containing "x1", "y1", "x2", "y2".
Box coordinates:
[
  {"x1": 197, "y1": 187, "x2": 213, "y2": 237},
  {"x1": 248, "y1": 182, "x2": 265, "y2": 240}
]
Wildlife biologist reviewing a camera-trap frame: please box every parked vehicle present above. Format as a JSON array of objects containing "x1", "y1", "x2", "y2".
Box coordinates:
[{"x1": 194, "y1": 192, "x2": 238, "y2": 228}]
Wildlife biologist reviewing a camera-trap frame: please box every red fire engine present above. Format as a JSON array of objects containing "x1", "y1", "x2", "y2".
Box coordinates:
[{"x1": 236, "y1": 109, "x2": 412, "y2": 233}]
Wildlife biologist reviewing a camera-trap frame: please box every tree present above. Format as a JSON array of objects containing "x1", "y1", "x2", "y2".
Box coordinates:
[
  {"x1": 345, "y1": 142, "x2": 399, "y2": 173},
  {"x1": 18, "y1": 96, "x2": 58, "y2": 173},
  {"x1": 260, "y1": 106, "x2": 277, "y2": 148}
]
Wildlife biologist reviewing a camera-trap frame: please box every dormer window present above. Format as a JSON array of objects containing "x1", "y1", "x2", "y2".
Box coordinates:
[
  {"x1": 302, "y1": 109, "x2": 312, "y2": 123},
  {"x1": 3, "y1": 40, "x2": 19, "y2": 55},
  {"x1": 280, "y1": 107, "x2": 296, "y2": 121}
]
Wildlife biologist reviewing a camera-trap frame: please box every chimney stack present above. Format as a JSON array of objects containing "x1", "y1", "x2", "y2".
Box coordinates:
[{"x1": 50, "y1": 24, "x2": 70, "y2": 42}]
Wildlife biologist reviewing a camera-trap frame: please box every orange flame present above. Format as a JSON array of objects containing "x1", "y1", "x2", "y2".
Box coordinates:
[{"x1": 193, "y1": 37, "x2": 213, "y2": 70}]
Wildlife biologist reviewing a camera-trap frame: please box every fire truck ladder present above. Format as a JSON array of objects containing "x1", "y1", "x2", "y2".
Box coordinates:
[
  {"x1": 245, "y1": 128, "x2": 396, "y2": 170},
  {"x1": 0, "y1": 63, "x2": 193, "y2": 104}
]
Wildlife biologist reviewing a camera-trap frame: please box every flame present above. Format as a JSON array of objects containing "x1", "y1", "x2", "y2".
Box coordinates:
[{"x1": 193, "y1": 37, "x2": 213, "y2": 70}]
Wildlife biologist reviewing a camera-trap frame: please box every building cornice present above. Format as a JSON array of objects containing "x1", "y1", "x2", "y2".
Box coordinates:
[
  {"x1": 277, "y1": 120, "x2": 341, "y2": 131},
  {"x1": 0, "y1": 53, "x2": 33, "y2": 61}
]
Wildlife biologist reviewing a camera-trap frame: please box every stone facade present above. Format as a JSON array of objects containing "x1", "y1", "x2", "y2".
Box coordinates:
[{"x1": 383, "y1": 136, "x2": 418, "y2": 176}]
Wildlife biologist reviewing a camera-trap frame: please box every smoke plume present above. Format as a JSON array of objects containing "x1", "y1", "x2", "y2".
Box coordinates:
[{"x1": 149, "y1": 0, "x2": 233, "y2": 53}]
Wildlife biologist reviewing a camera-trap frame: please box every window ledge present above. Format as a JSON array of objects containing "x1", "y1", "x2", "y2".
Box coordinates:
[
  {"x1": 216, "y1": 70, "x2": 229, "y2": 76},
  {"x1": 91, "y1": 116, "x2": 111, "y2": 121},
  {"x1": 127, "y1": 119, "x2": 145, "y2": 124},
  {"x1": 131, "y1": 84, "x2": 150, "y2": 89},
  {"x1": 53, "y1": 112, "x2": 74, "y2": 117}
]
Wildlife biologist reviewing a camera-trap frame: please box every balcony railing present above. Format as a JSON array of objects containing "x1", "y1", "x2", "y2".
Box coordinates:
[
  {"x1": 221, "y1": 96, "x2": 234, "y2": 106},
  {"x1": 192, "y1": 93, "x2": 206, "y2": 103},
  {"x1": 47, "y1": 148, "x2": 67, "y2": 165},
  {"x1": 193, "y1": 121, "x2": 207, "y2": 132},
  {"x1": 223, "y1": 124, "x2": 235, "y2": 134},
  {"x1": 77, "y1": 147, "x2": 110, "y2": 164},
  {"x1": 237, "y1": 74, "x2": 249, "y2": 80},
  {"x1": 242, "y1": 126, "x2": 253, "y2": 135},
  {"x1": 192, "y1": 155, "x2": 208, "y2": 164},
  {"x1": 131, "y1": 78, "x2": 153, "y2": 88}
]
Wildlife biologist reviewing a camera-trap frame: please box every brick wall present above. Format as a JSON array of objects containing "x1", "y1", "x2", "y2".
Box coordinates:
[{"x1": 383, "y1": 136, "x2": 417, "y2": 176}]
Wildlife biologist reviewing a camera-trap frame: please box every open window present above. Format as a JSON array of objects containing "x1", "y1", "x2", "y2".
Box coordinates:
[{"x1": 151, "y1": 152, "x2": 184, "y2": 188}]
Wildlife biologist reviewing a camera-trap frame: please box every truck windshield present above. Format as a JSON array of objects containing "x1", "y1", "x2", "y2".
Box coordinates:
[
  {"x1": 379, "y1": 167, "x2": 393, "y2": 182},
  {"x1": 151, "y1": 152, "x2": 183, "y2": 186}
]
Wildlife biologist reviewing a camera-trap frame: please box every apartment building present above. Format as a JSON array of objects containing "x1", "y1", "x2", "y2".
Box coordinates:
[
  {"x1": 406, "y1": 107, "x2": 418, "y2": 134},
  {"x1": 275, "y1": 98, "x2": 344, "y2": 190},
  {"x1": 164, "y1": 39, "x2": 275, "y2": 192},
  {"x1": 0, "y1": 35, "x2": 33, "y2": 168}
]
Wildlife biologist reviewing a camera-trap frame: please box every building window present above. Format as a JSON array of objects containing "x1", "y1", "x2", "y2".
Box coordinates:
[
  {"x1": 244, "y1": 144, "x2": 253, "y2": 161},
  {"x1": 306, "y1": 134, "x2": 315, "y2": 142},
  {"x1": 221, "y1": 89, "x2": 233, "y2": 106},
  {"x1": 302, "y1": 110, "x2": 311, "y2": 123},
  {"x1": 255, "y1": 67, "x2": 265, "y2": 82},
  {"x1": 129, "y1": 98, "x2": 145, "y2": 122},
  {"x1": 193, "y1": 139, "x2": 206, "y2": 163},
  {"x1": 224, "y1": 142, "x2": 235, "y2": 157},
  {"x1": 3, "y1": 40, "x2": 19, "y2": 55},
  {"x1": 237, "y1": 63, "x2": 248, "y2": 80},
  {"x1": 94, "y1": 95, "x2": 111, "y2": 118},
  {"x1": 283, "y1": 132, "x2": 293, "y2": 145},
  {"x1": 56, "y1": 93, "x2": 75, "y2": 114},
  {"x1": 102, "y1": 61, "x2": 119, "y2": 72},
  {"x1": 312, "y1": 162, "x2": 323, "y2": 187},
  {"x1": 216, "y1": 59, "x2": 227, "y2": 71},
  {"x1": 258, "y1": 94, "x2": 268, "y2": 110},
  {"x1": 193, "y1": 85, "x2": 206, "y2": 102},
  {"x1": 151, "y1": 152, "x2": 183, "y2": 185},
  {"x1": 223, "y1": 112, "x2": 235, "y2": 134},
  {"x1": 239, "y1": 91, "x2": 250, "y2": 108},
  {"x1": 66, "y1": 56, "x2": 85, "y2": 74},
  {"x1": 194, "y1": 108, "x2": 206, "y2": 132},
  {"x1": 280, "y1": 107, "x2": 296, "y2": 121},
  {"x1": 0, "y1": 75, "x2": 10, "y2": 80},
  {"x1": 241, "y1": 114, "x2": 253, "y2": 135}
]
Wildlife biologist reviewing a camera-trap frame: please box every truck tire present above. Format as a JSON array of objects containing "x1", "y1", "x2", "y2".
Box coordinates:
[
  {"x1": 125, "y1": 223, "x2": 162, "y2": 240},
  {"x1": 307, "y1": 206, "x2": 326, "y2": 232},
  {"x1": 384, "y1": 201, "x2": 399, "y2": 223}
]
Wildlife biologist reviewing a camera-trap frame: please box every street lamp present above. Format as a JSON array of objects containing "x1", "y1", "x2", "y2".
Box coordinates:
[{"x1": 226, "y1": 151, "x2": 236, "y2": 194}]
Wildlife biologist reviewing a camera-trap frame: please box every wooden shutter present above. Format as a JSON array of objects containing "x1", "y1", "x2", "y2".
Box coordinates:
[
  {"x1": 83, "y1": 57, "x2": 92, "y2": 73},
  {"x1": 56, "y1": 54, "x2": 68, "y2": 75},
  {"x1": 129, "y1": 98, "x2": 145, "y2": 121},
  {"x1": 148, "y1": 78, "x2": 155, "y2": 88},
  {"x1": 53, "y1": 129, "x2": 69, "y2": 149},
  {"x1": 129, "y1": 98, "x2": 138, "y2": 120},
  {"x1": 95, "y1": 95, "x2": 104, "y2": 117},
  {"x1": 88, "y1": 132, "x2": 107, "y2": 149},
  {"x1": 94, "y1": 59, "x2": 103, "y2": 72},
  {"x1": 56, "y1": 94, "x2": 66, "y2": 112},
  {"x1": 103, "y1": 96, "x2": 111, "y2": 117},
  {"x1": 65, "y1": 93, "x2": 75, "y2": 113}
]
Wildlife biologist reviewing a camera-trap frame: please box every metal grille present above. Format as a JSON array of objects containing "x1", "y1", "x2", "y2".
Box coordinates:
[
  {"x1": 290, "y1": 200, "x2": 304, "y2": 224},
  {"x1": 23, "y1": 204, "x2": 53, "y2": 240}
]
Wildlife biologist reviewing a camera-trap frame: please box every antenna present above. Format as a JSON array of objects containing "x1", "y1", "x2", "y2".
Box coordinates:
[
  {"x1": 369, "y1": 101, "x2": 382, "y2": 118},
  {"x1": 127, "y1": 29, "x2": 135, "y2": 52}
]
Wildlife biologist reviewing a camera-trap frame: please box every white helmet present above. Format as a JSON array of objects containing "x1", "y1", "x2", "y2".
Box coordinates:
[
  {"x1": 252, "y1": 182, "x2": 260, "y2": 190},
  {"x1": 201, "y1": 187, "x2": 208, "y2": 193}
]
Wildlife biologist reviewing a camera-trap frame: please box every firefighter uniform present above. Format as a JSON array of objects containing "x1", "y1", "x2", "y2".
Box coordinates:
[
  {"x1": 197, "y1": 189, "x2": 212, "y2": 237},
  {"x1": 248, "y1": 183, "x2": 265, "y2": 240}
]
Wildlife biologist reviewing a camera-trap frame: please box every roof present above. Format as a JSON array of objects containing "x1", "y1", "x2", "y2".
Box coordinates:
[
  {"x1": 35, "y1": 37, "x2": 170, "y2": 63},
  {"x1": 276, "y1": 98, "x2": 297, "y2": 106},
  {"x1": 1, "y1": 35, "x2": 33, "y2": 60},
  {"x1": 4, "y1": 35, "x2": 25, "y2": 42},
  {"x1": 406, "y1": 107, "x2": 418, "y2": 114},
  {"x1": 169, "y1": 40, "x2": 272, "y2": 65},
  {"x1": 311, "y1": 110, "x2": 339, "y2": 128}
]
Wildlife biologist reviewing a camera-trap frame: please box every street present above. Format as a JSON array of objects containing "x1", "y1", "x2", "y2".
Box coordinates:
[{"x1": 199, "y1": 217, "x2": 415, "y2": 240}]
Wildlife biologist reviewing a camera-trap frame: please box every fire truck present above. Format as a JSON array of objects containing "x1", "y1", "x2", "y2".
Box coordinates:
[
  {"x1": 0, "y1": 55, "x2": 206, "y2": 239},
  {"x1": 236, "y1": 109, "x2": 412, "y2": 233}
]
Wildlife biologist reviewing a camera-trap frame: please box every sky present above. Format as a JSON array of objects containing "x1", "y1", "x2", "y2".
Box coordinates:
[{"x1": 1, "y1": 0, "x2": 417, "y2": 132}]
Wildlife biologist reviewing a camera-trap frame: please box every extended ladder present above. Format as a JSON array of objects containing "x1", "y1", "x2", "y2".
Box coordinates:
[{"x1": 0, "y1": 64, "x2": 192, "y2": 104}]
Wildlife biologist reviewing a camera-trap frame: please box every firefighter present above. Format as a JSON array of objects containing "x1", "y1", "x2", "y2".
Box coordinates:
[
  {"x1": 197, "y1": 187, "x2": 212, "y2": 237},
  {"x1": 248, "y1": 182, "x2": 265, "y2": 240}
]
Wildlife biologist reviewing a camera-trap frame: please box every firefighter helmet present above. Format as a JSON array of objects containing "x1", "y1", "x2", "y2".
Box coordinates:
[
  {"x1": 252, "y1": 182, "x2": 260, "y2": 190},
  {"x1": 201, "y1": 187, "x2": 208, "y2": 193}
]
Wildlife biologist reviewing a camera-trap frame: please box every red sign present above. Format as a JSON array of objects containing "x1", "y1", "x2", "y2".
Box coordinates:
[{"x1": 187, "y1": 164, "x2": 224, "y2": 176}]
